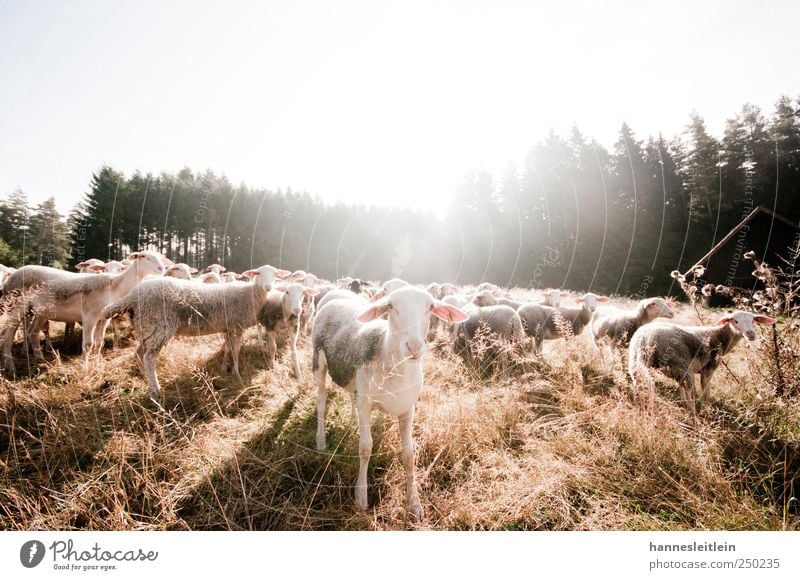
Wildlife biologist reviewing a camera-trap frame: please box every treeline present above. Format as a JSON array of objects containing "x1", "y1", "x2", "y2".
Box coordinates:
[{"x1": 2, "y1": 96, "x2": 799, "y2": 295}]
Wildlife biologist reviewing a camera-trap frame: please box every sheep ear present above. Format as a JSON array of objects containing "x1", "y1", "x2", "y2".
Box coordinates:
[
  {"x1": 716, "y1": 316, "x2": 733, "y2": 326},
  {"x1": 291, "y1": 272, "x2": 305, "y2": 282},
  {"x1": 275, "y1": 269, "x2": 291, "y2": 279},
  {"x1": 560, "y1": 291, "x2": 569, "y2": 297},
  {"x1": 128, "y1": 252, "x2": 142, "y2": 260},
  {"x1": 754, "y1": 315, "x2": 777, "y2": 325},
  {"x1": 189, "y1": 267, "x2": 198, "y2": 274},
  {"x1": 370, "y1": 288, "x2": 387, "y2": 302},
  {"x1": 666, "y1": 299, "x2": 677, "y2": 308},
  {"x1": 574, "y1": 297, "x2": 585, "y2": 303},
  {"x1": 242, "y1": 269, "x2": 258, "y2": 279},
  {"x1": 76, "y1": 261, "x2": 88, "y2": 269},
  {"x1": 357, "y1": 301, "x2": 390, "y2": 322},
  {"x1": 597, "y1": 296, "x2": 610, "y2": 302},
  {"x1": 432, "y1": 303, "x2": 469, "y2": 324},
  {"x1": 304, "y1": 288, "x2": 320, "y2": 296},
  {"x1": 87, "y1": 264, "x2": 106, "y2": 272},
  {"x1": 161, "y1": 256, "x2": 175, "y2": 267}
]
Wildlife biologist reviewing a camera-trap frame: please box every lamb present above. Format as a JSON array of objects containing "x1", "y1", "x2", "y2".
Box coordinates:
[
  {"x1": 0, "y1": 252, "x2": 167, "y2": 372},
  {"x1": 591, "y1": 297, "x2": 676, "y2": 348},
  {"x1": 201, "y1": 271, "x2": 222, "y2": 283},
  {"x1": 369, "y1": 278, "x2": 409, "y2": 301},
  {"x1": 557, "y1": 292, "x2": 611, "y2": 336},
  {"x1": 165, "y1": 263, "x2": 197, "y2": 280},
  {"x1": 453, "y1": 304, "x2": 526, "y2": 374},
  {"x1": 101, "y1": 264, "x2": 289, "y2": 398},
  {"x1": 628, "y1": 311, "x2": 776, "y2": 424},
  {"x1": 312, "y1": 286, "x2": 467, "y2": 519},
  {"x1": 205, "y1": 264, "x2": 226, "y2": 274},
  {"x1": 259, "y1": 282, "x2": 319, "y2": 378},
  {"x1": 515, "y1": 302, "x2": 560, "y2": 353},
  {"x1": 471, "y1": 290, "x2": 498, "y2": 307}
]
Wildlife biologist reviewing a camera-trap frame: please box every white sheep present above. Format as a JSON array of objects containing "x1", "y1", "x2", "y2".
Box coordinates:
[
  {"x1": 205, "y1": 264, "x2": 226, "y2": 274},
  {"x1": 312, "y1": 285, "x2": 467, "y2": 519},
  {"x1": 201, "y1": 271, "x2": 222, "y2": 283},
  {"x1": 259, "y1": 282, "x2": 319, "y2": 378},
  {"x1": 516, "y1": 302, "x2": 560, "y2": 353},
  {"x1": 591, "y1": 297, "x2": 676, "y2": 347},
  {"x1": 628, "y1": 311, "x2": 776, "y2": 424},
  {"x1": 101, "y1": 264, "x2": 289, "y2": 398},
  {"x1": 0, "y1": 252, "x2": 167, "y2": 372},
  {"x1": 557, "y1": 292, "x2": 611, "y2": 336},
  {"x1": 165, "y1": 263, "x2": 198, "y2": 280}
]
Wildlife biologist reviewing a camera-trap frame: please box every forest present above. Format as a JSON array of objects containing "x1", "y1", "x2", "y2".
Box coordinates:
[{"x1": 2, "y1": 96, "x2": 798, "y2": 296}]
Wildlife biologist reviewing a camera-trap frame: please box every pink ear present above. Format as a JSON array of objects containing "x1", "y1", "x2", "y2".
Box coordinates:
[
  {"x1": 598, "y1": 296, "x2": 610, "y2": 302},
  {"x1": 357, "y1": 302, "x2": 390, "y2": 322},
  {"x1": 560, "y1": 291, "x2": 569, "y2": 297},
  {"x1": 754, "y1": 315, "x2": 777, "y2": 325},
  {"x1": 666, "y1": 299, "x2": 677, "y2": 308},
  {"x1": 304, "y1": 288, "x2": 320, "y2": 296},
  {"x1": 716, "y1": 316, "x2": 733, "y2": 326},
  {"x1": 161, "y1": 256, "x2": 175, "y2": 267},
  {"x1": 275, "y1": 269, "x2": 291, "y2": 279},
  {"x1": 128, "y1": 252, "x2": 142, "y2": 260},
  {"x1": 76, "y1": 261, "x2": 88, "y2": 269},
  {"x1": 242, "y1": 269, "x2": 258, "y2": 278},
  {"x1": 432, "y1": 303, "x2": 469, "y2": 323},
  {"x1": 87, "y1": 264, "x2": 106, "y2": 272},
  {"x1": 291, "y1": 272, "x2": 305, "y2": 281},
  {"x1": 574, "y1": 297, "x2": 585, "y2": 303},
  {"x1": 370, "y1": 288, "x2": 386, "y2": 302},
  {"x1": 189, "y1": 267, "x2": 198, "y2": 274}
]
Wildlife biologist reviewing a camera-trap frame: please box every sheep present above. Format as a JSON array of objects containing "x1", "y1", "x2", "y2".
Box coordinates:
[
  {"x1": 471, "y1": 290, "x2": 498, "y2": 307},
  {"x1": 101, "y1": 264, "x2": 289, "y2": 398},
  {"x1": 453, "y1": 304, "x2": 526, "y2": 375},
  {"x1": 348, "y1": 278, "x2": 367, "y2": 295},
  {"x1": 368, "y1": 278, "x2": 409, "y2": 301},
  {"x1": 515, "y1": 302, "x2": 561, "y2": 353},
  {"x1": 259, "y1": 282, "x2": 319, "y2": 378},
  {"x1": 221, "y1": 272, "x2": 241, "y2": 282},
  {"x1": 201, "y1": 271, "x2": 222, "y2": 283},
  {"x1": 205, "y1": 264, "x2": 226, "y2": 274},
  {"x1": 557, "y1": 292, "x2": 611, "y2": 336},
  {"x1": 76, "y1": 259, "x2": 106, "y2": 273},
  {"x1": 426, "y1": 282, "x2": 441, "y2": 298},
  {"x1": 0, "y1": 252, "x2": 167, "y2": 372},
  {"x1": 165, "y1": 263, "x2": 198, "y2": 280},
  {"x1": 628, "y1": 311, "x2": 776, "y2": 424},
  {"x1": 312, "y1": 286, "x2": 467, "y2": 519},
  {"x1": 591, "y1": 297, "x2": 676, "y2": 348},
  {"x1": 103, "y1": 260, "x2": 127, "y2": 274}
]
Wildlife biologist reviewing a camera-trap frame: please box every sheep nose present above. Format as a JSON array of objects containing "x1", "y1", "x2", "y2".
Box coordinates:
[
  {"x1": 405, "y1": 340, "x2": 423, "y2": 358},
  {"x1": 292, "y1": 307, "x2": 301, "y2": 316},
  {"x1": 746, "y1": 331, "x2": 756, "y2": 341}
]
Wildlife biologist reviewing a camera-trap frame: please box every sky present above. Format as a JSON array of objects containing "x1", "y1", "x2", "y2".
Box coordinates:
[{"x1": 1, "y1": 0, "x2": 798, "y2": 217}]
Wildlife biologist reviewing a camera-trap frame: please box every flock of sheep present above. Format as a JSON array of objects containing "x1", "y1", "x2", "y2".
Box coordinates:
[{"x1": 0, "y1": 254, "x2": 776, "y2": 519}]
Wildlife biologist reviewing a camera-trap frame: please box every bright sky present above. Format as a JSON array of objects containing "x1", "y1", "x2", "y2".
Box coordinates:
[{"x1": 1, "y1": 0, "x2": 798, "y2": 217}]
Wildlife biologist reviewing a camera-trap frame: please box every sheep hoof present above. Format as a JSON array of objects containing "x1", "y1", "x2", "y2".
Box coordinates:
[{"x1": 354, "y1": 487, "x2": 369, "y2": 511}]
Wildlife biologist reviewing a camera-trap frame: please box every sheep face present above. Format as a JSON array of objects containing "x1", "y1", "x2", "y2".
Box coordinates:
[
  {"x1": 644, "y1": 297, "x2": 676, "y2": 320},
  {"x1": 76, "y1": 258, "x2": 106, "y2": 273},
  {"x1": 205, "y1": 264, "x2": 226, "y2": 274},
  {"x1": 575, "y1": 292, "x2": 610, "y2": 313},
  {"x1": 369, "y1": 278, "x2": 409, "y2": 302},
  {"x1": 165, "y1": 263, "x2": 196, "y2": 280},
  {"x1": 128, "y1": 251, "x2": 168, "y2": 276},
  {"x1": 542, "y1": 289, "x2": 568, "y2": 307},
  {"x1": 358, "y1": 287, "x2": 467, "y2": 360},
  {"x1": 279, "y1": 283, "x2": 320, "y2": 317},
  {"x1": 242, "y1": 265, "x2": 291, "y2": 292},
  {"x1": 717, "y1": 311, "x2": 776, "y2": 341},
  {"x1": 104, "y1": 260, "x2": 128, "y2": 274}
]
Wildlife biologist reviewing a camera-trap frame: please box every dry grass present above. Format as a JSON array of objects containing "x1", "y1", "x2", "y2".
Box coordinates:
[{"x1": 1, "y1": 307, "x2": 799, "y2": 531}]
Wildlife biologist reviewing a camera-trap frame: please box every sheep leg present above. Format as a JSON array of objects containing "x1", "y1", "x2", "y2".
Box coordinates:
[
  {"x1": 143, "y1": 349, "x2": 162, "y2": 399},
  {"x1": 0, "y1": 313, "x2": 20, "y2": 373},
  {"x1": 134, "y1": 342, "x2": 146, "y2": 376},
  {"x1": 398, "y1": 407, "x2": 423, "y2": 520},
  {"x1": 354, "y1": 389, "x2": 373, "y2": 511},
  {"x1": 266, "y1": 332, "x2": 277, "y2": 369},
  {"x1": 314, "y1": 349, "x2": 328, "y2": 451},
  {"x1": 676, "y1": 372, "x2": 697, "y2": 426},
  {"x1": 26, "y1": 315, "x2": 46, "y2": 361},
  {"x1": 64, "y1": 322, "x2": 74, "y2": 341},
  {"x1": 349, "y1": 392, "x2": 357, "y2": 427},
  {"x1": 699, "y1": 367, "x2": 716, "y2": 410},
  {"x1": 228, "y1": 334, "x2": 243, "y2": 380},
  {"x1": 111, "y1": 319, "x2": 121, "y2": 349},
  {"x1": 289, "y1": 330, "x2": 300, "y2": 379},
  {"x1": 91, "y1": 318, "x2": 110, "y2": 356}
]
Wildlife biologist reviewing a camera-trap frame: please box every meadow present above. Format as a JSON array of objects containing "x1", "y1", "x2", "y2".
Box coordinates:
[{"x1": 1, "y1": 295, "x2": 798, "y2": 531}]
